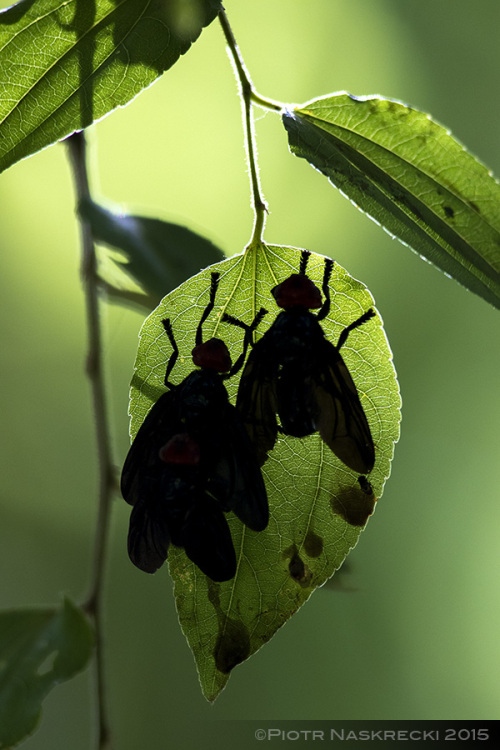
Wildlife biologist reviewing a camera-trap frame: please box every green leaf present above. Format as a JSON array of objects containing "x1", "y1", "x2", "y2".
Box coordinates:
[
  {"x1": 283, "y1": 94, "x2": 500, "y2": 310},
  {"x1": 80, "y1": 200, "x2": 225, "y2": 312},
  {"x1": 0, "y1": 598, "x2": 94, "y2": 748},
  {"x1": 0, "y1": 0, "x2": 222, "y2": 173},
  {"x1": 126, "y1": 244, "x2": 401, "y2": 701}
]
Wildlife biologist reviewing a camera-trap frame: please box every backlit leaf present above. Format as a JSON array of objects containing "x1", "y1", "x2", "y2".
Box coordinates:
[
  {"x1": 0, "y1": 0, "x2": 222, "y2": 173},
  {"x1": 283, "y1": 94, "x2": 500, "y2": 310},
  {"x1": 126, "y1": 243, "x2": 401, "y2": 700},
  {"x1": 0, "y1": 598, "x2": 94, "y2": 748}
]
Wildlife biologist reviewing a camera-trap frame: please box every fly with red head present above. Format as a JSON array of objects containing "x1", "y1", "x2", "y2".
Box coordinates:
[
  {"x1": 223, "y1": 251, "x2": 376, "y2": 473},
  {"x1": 121, "y1": 272, "x2": 269, "y2": 581}
]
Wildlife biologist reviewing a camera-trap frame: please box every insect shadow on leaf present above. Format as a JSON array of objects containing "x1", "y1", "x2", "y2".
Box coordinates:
[
  {"x1": 121, "y1": 272, "x2": 269, "y2": 581},
  {"x1": 223, "y1": 250, "x2": 376, "y2": 472},
  {"x1": 330, "y1": 475, "x2": 377, "y2": 527}
]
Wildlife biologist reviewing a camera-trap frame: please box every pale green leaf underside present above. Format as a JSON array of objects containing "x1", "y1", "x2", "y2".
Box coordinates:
[
  {"x1": 283, "y1": 93, "x2": 500, "y2": 310},
  {"x1": 0, "y1": 599, "x2": 94, "y2": 748},
  {"x1": 127, "y1": 245, "x2": 401, "y2": 701},
  {"x1": 0, "y1": 0, "x2": 222, "y2": 173}
]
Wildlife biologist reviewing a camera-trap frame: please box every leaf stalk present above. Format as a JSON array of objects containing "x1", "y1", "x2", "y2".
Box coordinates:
[{"x1": 218, "y1": 9, "x2": 282, "y2": 246}]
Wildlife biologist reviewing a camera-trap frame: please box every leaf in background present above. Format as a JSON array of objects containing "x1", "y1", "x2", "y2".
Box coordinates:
[
  {"x1": 283, "y1": 94, "x2": 500, "y2": 310},
  {"x1": 0, "y1": 598, "x2": 94, "y2": 749},
  {"x1": 80, "y1": 200, "x2": 225, "y2": 312},
  {"x1": 0, "y1": 0, "x2": 222, "y2": 173},
  {"x1": 126, "y1": 244, "x2": 401, "y2": 700}
]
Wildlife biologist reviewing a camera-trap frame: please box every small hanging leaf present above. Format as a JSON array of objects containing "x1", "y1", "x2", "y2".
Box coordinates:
[
  {"x1": 0, "y1": 598, "x2": 94, "y2": 749},
  {"x1": 283, "y1": 94, "x2": 500, "y2": 310},
  {"x1": 126, "y1": 244, "x2": 401, "y2": 701},
  {"x1": 0, "y1": 0, "x2": 222, "y2": 173},
  {"x1": 80, "y1": 200, "x2": 225, "y2": 312}
]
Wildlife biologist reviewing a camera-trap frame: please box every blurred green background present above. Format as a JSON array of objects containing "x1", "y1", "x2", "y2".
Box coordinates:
[{"x1": 1, "y1": 0, "x2": 499, "y2": 747}]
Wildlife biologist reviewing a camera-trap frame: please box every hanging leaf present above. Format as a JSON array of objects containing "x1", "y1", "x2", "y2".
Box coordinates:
[
  {"x1": 283, "y1": 94, "x2": 500, "y2": 310},
  {"x1": 80, "y1": 200, "x2": 225, "y2": 312},
  {"x1": 125, "y1": 243, "x2": 401, "y2": 700},
  {"x1": 0, "y1": 0, "x2": 222, "y2": 173},
  {"x1": 0, "y1": 598, "x2": 94, "y2": 749}
]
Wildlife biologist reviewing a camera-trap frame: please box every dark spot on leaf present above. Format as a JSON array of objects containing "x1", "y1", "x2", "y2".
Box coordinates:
[
  {"x1": 303, "y1": 529, "x2": 323, "y2": 558},
  {"x1": 284, "y1": 544, "x2": 313, "y2": 588},
  {"x1": 206, "y1": 579, "x2": 251, "y2": 674},
  {"x1": 468, "y1": 200, "x2": 481, "y2": 214},
  {"x1": 330, "y1": 481, "x2": 377, "y2": 527},
  {"x1": 288, "y1": 547, "x2": 312, "y2": 588},
  {"x1": 443, "y1": 205, "x2": 455, "y2": 219},
  {"x1": 214, "y1": 617, "x2": 251, "y2": 674},
  {"x1": 282, "y1": 543, "x2": 297, "y2": 559},
  {"x1": 206, "y1": 579, "x2": 221, "y2": 610},
  {"x1": 289, "y1": 552, "x2": 305, "y2": 580}
]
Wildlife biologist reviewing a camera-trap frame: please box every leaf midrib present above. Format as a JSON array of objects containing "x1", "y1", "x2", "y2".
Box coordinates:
[
  {"x1": 298, "y1": 105, "x2": 500, "y2": 247},
  {"x1": 293, "y1": 111, "x2": 500, "y2": 282}
]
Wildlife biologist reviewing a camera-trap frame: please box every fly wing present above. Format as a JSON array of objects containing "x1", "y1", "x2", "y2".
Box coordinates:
[
  {"x1": 127, "y1": 498, "x2": 170, "y2": 574},
  {"x1": 314, "y1": 342, "x2": 375, "y2": 474},
  {"x1": 179, "y1": 494, "x2": 237, "y2": 582},
  {"x1": 276, "y1": 363, "x2": 318, "y2": 437},
  {"x1": 234, "y1": 346, "x2": 279, "y2": 467},
  {"x1": 121, "y1": 391, "x2": 177, "y2": 506},
  {"x1": 207, "y1": 404, "x2": 269, "y2": 532}
]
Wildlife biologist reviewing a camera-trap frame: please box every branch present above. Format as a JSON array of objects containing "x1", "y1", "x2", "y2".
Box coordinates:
[{"x1": 66, "y1": 130, "x2": 115, "y2": 750}]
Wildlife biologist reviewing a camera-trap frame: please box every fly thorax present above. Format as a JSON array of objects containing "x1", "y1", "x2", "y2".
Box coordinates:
[{"x1": 272, "y1": 309, "x2": 320, "y2": 360}]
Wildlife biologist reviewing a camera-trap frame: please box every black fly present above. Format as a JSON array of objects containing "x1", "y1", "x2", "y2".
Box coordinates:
[
  {"x1": 127, "y1": 432, "x2": 237, "y2": 582},
  {"x1": 223, "y1": 251, "x2": 376, "y2": 473},
  {"x1": 121, "y1": 272, "x2": 268, "y2": 581}
]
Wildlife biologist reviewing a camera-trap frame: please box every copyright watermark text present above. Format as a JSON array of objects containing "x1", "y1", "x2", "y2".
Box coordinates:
[{"x1": 254, "y1": 727, "x2": 491, "y2": 742}]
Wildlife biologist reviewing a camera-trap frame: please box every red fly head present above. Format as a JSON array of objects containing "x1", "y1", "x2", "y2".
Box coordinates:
[
  {"x1": 159, "y1": 433, "x2": 201, "y2": 465},
  {"x1": 191, "y1": 337, "x2": 232, "y2": 372},
  {"x1": 271, "y1": 274, "x2": 322, "y2": 310}
]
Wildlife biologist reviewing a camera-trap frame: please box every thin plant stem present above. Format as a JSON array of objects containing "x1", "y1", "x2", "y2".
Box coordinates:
[
  {"x1": 219, "y1": 9, "x2": 283, "y2": 245},
  {"x1": 66, "y1": 130, "x2": 115, "y2": 750},
  {"x1": 218, "y1": 10, "x2": 283, "y2": 114}
]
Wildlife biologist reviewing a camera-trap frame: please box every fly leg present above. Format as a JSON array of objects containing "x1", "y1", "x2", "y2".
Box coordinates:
[
  {"x1": 336, "y1": 309, "x2": 376, "y2": 351},
  {"x1": 222, "y1": 307, "x2": 268, "y2": 377},
  {"x1": 161, "y1": 318, "x2": 179, "y2": 389},
  {"x1": 316, "y1": 257, "x2": 334, "y2": 322},
  {"x1": 195, "y1": 271, "x2": 220, "y2": 346}
]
